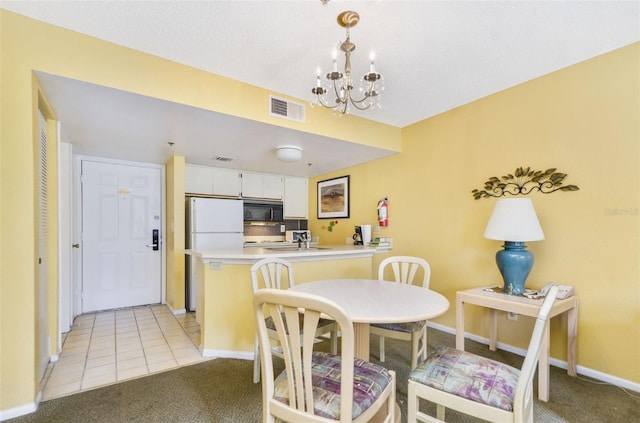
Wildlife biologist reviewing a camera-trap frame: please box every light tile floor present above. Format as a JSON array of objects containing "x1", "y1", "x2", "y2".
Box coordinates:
[{"x1": 41, "y1": 304, "x2": 204, "y2": 400}]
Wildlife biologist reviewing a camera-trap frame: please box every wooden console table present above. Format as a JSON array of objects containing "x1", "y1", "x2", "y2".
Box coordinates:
[{"x1": 456, "y1": 286, "x2": 578, "y2": 402}]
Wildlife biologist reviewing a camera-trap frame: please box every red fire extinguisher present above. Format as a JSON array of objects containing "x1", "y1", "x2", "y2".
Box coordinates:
[{"x1": 377, "y1": 197, "x2": 389, "y2": 227}]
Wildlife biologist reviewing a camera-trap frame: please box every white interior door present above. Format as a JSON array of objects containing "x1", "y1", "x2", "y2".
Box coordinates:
[{"x1": 81, "y1": 160, "x2": 162, "y2": 312}]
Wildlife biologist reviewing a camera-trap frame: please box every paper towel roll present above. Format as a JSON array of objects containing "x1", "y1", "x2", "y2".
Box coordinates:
[{"x1": 361, "y1": 225, "x2": 372, "y2": 244}]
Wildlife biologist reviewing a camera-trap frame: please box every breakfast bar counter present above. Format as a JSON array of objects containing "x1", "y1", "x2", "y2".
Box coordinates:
[
  {"x1": 186, "y1": 245, "x2": 386, "y2": 359},
  {"x1": 187, "y1": 243, "x2": 385, "y2": 263}
]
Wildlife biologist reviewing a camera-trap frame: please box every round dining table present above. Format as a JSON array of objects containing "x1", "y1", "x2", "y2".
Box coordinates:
[{"x1": 289, "y1": 278, "x2": 450, "y2": 361}]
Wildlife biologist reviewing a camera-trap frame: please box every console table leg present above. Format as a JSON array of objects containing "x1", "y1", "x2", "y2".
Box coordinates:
[
  {"x1": 456, "y1": 295, "x2": 465, "y2": 350},
  {"x1": 567, "y1": 303, "x2": 578, "y2": 377},
  {"x1": 489, "y1": 309, "x2": 498, "y2": 351}
]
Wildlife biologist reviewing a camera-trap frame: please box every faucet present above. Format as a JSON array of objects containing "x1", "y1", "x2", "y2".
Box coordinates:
[{"x1": 298, "y1": 232, "x2": 310, "y2": 249}]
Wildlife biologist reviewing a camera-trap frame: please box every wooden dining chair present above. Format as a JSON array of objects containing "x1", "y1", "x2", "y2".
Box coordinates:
[
  {"x1": 407, "y1": 285, "x2": 559, "y2": 423},
  {"x1": 250, "y1": 257, "x2": 338, "y2": 383},
  {"x1": 371, "y1": 256, "x2": 431, "y2": 369},
  {"x1": 254, "y1": 288, "x2": 396, "y2": 423}
]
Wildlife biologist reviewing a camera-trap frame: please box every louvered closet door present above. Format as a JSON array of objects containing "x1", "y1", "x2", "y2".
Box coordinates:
[
  {"x1": 81, "y1": 160, "x2": 162, "y2": 312},
  {"x1": 38, "y1": 111, "x2": 50, "y2": 381}
]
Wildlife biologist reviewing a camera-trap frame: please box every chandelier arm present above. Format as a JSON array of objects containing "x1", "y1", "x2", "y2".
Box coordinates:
[
  {"x1": 348, "y1": 87, "x2": 377, "y2": 109},
  {"x1": 313, "y1": 94, "x2": 344, "y2": 110},
  {"x1": 348, "y1": 97, "x2": 373, "y2": 111}
]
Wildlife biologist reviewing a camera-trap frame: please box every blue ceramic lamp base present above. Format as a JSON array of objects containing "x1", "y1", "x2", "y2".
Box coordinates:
[{"x1": 495, "y1": 241, "x2": 534, "y2": 295}]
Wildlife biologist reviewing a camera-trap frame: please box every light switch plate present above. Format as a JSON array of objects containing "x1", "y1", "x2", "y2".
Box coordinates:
[{"x1": 280, "y1": 224, "x2": 285, "y2": 232}]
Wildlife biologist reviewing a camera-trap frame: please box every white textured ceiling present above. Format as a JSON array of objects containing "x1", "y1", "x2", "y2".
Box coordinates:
[{"x1": 3, "y1": 1, "x2": 639, "y2": 176}]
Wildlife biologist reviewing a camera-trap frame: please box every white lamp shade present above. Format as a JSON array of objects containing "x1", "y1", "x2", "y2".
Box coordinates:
[
  {"x1": 275, "y1": 145, "x2": 303, "y2": 162},
  {"x1": 484, "y1": 198, "x2": 545, "y2": 242}
]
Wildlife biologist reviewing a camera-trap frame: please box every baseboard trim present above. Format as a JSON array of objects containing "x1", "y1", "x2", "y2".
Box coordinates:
[
  {"x1": 0, "y1": 400, "x2": 38, "y2": 422},
  {"x1": 200, "y1": 348, "x2": 253, "y2": 361},
  {"x1": 427, "y1": 321, "x2": 640, "y2": 394},
  {"x1": 166, "y1": 303, "x2": 186, "y2": 315}
]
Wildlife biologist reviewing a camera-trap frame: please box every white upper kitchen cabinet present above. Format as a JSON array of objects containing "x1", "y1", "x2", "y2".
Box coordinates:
[
  {"x1": 242, "y1": 172, "x2": 283, "y2": 200},
  {"x1": 185, "y1": 164, "x2": 241, "y2": 197},
  {"x1": 284, "y1": 176, "x2": 308, "y2": 219}
]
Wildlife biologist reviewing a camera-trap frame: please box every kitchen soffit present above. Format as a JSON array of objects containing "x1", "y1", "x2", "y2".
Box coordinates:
[{"x1": 35, "y1": 71, "x2": 398, "y2": 178}]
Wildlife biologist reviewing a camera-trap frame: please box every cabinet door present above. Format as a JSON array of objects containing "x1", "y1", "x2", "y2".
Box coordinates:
[
  {"x1": 241, "y1": 172, "x2": 263, "y2": 198},
  {"x1": 185, "y1": 164, "x2": 214, "y2": 195},
  {"x1": 284, "y1": 177, "x2": 308, "y2": 219},
  {"x1": 242, "y1": 172, "x2": 284, "y2": 199},
  {"x1": 262, "y1": 174, "x2": 284, "y2": 200},
  {"x1": 212, "y1": 168, "x2": 241, "y2": 197}
]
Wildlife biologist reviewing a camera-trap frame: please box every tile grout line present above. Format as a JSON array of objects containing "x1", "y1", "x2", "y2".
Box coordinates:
[
  {"x1": 133, "y1": 306, "x2": 152, "y2": 377},
  {"x1": 150, "y1": 305, "x2": 180, "y2": 365},
  {"x1": 79, "y1": 313, "x2": 96, "y2": 389}
]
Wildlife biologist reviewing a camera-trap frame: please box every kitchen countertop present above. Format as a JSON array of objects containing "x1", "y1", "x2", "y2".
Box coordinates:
[
  {"x1": 187, "y1": 244, "x2": 389, "y2": 264},
  {"x1": 243, "y1": 241, "x2": 314, "y2": 248}
]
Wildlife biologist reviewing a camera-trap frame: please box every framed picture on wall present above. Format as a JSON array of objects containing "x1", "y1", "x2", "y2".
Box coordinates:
[{"x1": 317, "y1": 175, "x2": 350, "y2": 219}]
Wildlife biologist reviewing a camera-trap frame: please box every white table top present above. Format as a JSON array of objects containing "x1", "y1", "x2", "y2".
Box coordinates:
[{"x1": 289, "y1": 279, "x2": 450, "y2": 324}]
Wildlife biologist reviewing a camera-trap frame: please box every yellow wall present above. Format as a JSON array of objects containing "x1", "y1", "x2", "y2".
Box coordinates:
[
  {"x1": 310, "y1": 43, "x2": 640, "y2": 383},
  {"x1": 165, "y1": 156, "x2": 186, "y2": 312},
  {"x1": 1, "y1": 7, "x2": 638, "y2": 415}
]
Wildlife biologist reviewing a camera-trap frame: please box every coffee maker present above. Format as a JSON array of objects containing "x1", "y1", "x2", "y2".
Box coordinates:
[{"x1": 352, "y1": 226, "x2": 363, "y2": 245}]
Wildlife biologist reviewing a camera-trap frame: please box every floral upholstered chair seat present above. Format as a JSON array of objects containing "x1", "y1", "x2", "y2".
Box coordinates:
[
  {"x1": 409, "y1": 346, "x2": 519, "y2": 411},
  {"x1": 273, "y1": 351, "x2": 393, "y2": 420}
]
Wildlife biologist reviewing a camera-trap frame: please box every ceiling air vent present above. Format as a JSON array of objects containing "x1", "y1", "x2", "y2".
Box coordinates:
[{"x1": 269, "y1": 95, "x2": 305, "y2": 123}]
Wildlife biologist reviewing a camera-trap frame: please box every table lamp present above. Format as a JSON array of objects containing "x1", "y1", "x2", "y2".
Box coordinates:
[{"x1": 484, "y1": 198, "x2": 545, "y2": 294}]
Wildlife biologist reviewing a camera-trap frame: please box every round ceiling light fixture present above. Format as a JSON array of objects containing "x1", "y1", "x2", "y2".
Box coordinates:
[{"x1": 275, "y1": 145, "x2": 303, "y2": 162}]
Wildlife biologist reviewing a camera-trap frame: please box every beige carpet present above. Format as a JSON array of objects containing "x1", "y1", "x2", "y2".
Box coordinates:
[{"x1": 8, "y1": 328, "x2": 639, "y2": 422}]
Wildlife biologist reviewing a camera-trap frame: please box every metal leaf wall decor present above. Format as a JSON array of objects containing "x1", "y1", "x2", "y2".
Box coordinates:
[{"x1": 472, "y1": 167, "x2": 579, "y2": 200}]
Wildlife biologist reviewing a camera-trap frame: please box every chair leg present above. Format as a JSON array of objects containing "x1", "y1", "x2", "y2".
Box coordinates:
[
  {"x1": 330, "y1": 327, "x2": 338, "y2": 354},
  {"x1": 407, "y1": 381, "x2": 418, "y2": 423},
  {"x1": 253, "y1": 336, "x2": 261, "y2": 384},
  {"x1": 410, "y1": 327, "x2": 428, "y2": 370},
  {"x1": 411, "y1": 331, "x2": 420, "y2": 370},
  {"x1": 379, "y1": 335, "x2": 386, "y2": 363},
  {"x1": 422, "y1": 328, "x2": 428, "y2": 362}
]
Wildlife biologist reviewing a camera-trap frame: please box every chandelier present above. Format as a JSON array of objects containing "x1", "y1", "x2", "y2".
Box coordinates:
[{"x1": 311, "y1": 11, "x2": 384, "y2": 116}]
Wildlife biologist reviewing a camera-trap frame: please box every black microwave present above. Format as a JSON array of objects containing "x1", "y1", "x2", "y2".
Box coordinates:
[{"x1": 243, "y1": 200, "x2": 284, "y2": 223}]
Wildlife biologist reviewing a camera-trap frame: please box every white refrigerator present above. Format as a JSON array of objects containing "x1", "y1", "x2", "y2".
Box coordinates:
[{"x1": 185, "y1": 197, "x2": 244, "y2": 311}]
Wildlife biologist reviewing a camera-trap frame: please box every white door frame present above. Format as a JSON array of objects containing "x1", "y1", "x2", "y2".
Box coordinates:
[
  {"x1": 72, "y1": 155, "x2": 166, "y2": 316},
  {"x1": 58, "y1": 140, "x2": 73, "y2": 338}
]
